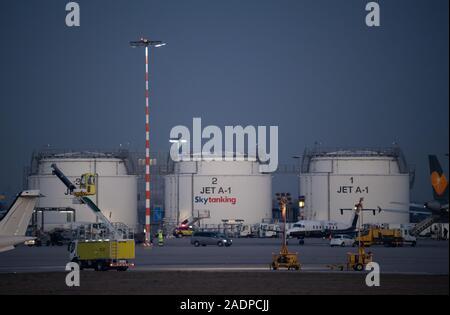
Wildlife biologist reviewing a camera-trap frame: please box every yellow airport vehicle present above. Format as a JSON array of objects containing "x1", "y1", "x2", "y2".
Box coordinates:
[
  {"x1": 51, "y1": 163, "x2": 135, "y2": 271},
  {"x1": 356, "y1": 227, "x2": 404, "y2": 247},
  {"x1": 70, "y1": 238, "x2": 135, "y2": 271},
  {"x1": 270, "y1": 244, "x2": 301, "y2": 270},
  {"x1": 346, "y1": 246, "x2": 373, "y2": 271},
  {"x1": 343, "y1": 198, "x2": 374, "y2": 272},
  {"x1": 173, "y1": 227, "x2": 194, "y2": 238},
  {"x1": 270, "y1": 193, "x2": 301, "y2": 271}
]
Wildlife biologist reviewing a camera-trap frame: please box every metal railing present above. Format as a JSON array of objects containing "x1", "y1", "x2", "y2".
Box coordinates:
[{"x1": 300, "y1": 146, "x2": 413, "y2": 175}]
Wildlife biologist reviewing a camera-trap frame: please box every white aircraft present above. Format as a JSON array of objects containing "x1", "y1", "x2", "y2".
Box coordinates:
[
  {"x1": 0, "y1": 190, "x2": 40, "y2": 253},
  {"x1": 286, "y1": 212, "x2": 359, "y2": 240},
  {"x1": 287, "y1": 199, "x2": 380, "y2": 243}
]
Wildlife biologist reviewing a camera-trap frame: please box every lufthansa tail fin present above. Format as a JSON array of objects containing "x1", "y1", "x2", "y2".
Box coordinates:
[
  {"x1": 0, "y1": 190, "x2": 40, "y2": 236},
  {"x1": 429, "y1": 155, "x2": 449, "y2": 202}
]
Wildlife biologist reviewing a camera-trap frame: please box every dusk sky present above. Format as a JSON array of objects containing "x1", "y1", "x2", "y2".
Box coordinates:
[{"x1": 0, "y1": 0, "x2": 448, "y2": 202}]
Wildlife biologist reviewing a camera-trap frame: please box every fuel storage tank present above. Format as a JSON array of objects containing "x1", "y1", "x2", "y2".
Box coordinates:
[
  {"x1": 165, "y1": 156, "x2": 272, "y2": 229},
  {"x1": 299, "y1": 147, "x2": 414, "y2": 225},
  {"x1": 27, "y1": 151, "x2": 138, "y2": 231}
]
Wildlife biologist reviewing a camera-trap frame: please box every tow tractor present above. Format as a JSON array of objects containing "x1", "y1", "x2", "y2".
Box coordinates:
[{"x1": 51, "y1": 164, "x2": 135, "y2": 271}]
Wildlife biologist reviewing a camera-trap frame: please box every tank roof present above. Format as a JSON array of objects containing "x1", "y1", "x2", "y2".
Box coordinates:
[
  {"x1": 29, "y1": 149, "x2": 137, "y2": 175},
  {"x1": 301, "y1": 146, "x2": 414, "y2": 177}
]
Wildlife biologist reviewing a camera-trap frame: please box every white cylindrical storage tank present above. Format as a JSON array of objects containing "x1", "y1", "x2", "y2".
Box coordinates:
[
  {"x1": 28, "y1": 152, "x2": 138, "y2": 231},
  {"x1": 299, "y1": 148, "x2": 413, "y2": 225},
  {"x1": 165, "y1": 157, "x2": 272, "y2": 227}
]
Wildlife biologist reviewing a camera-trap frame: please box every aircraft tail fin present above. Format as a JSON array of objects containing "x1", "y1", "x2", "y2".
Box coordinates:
[
  {"x1": 0, "y1": 190, "x2": 40, "y2": 236},
  {"x1": 350, "y1": 210, "x2": 359, "y2": 230},
  {"x1": 429, "y1": 155, "x2": 449, "y2": 202}
]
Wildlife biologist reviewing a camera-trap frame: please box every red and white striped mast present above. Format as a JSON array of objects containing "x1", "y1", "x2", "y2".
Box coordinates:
[{"x1": 130, "y1": 37, "x2": 166, "y2": 246}]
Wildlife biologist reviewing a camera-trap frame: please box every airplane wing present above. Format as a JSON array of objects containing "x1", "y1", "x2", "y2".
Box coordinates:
[
  {"x1": 0, "y1": 246, "x2": 14, "y2": 253},
  {"x1": 391, "y1": 201, "x2": 426, "y2": 209},
  {"x1": 0, "y1": 236, "x2": 35, "y2": 253},
  {"x1": 378, "y1": 207, "x2": 432, "y2": 215}
]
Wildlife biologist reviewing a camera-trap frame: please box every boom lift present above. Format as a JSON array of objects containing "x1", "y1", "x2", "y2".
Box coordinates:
[{"x1": 51, "y1": 164, "x2": 135, "y2": 271}]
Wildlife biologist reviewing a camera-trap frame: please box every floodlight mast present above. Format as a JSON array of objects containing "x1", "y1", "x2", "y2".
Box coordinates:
[{"x1": 130, "y1": 37, "x2": 166, "y2": 246}]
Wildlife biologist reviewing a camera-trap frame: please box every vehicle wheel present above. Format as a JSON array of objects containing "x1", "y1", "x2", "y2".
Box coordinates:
[
  {"x1": 217, "y1": 241, "x2": 224, "y2": 247},
  {"x1": 354, "y1": 264, "x2": 364, "y2": 272},
  {"x1": 412, "y1": 241, "x2": 417, "y2": 247},
  {"x1": 352, "y1": 242, "x2": 357, "y2": 247},
  {"x1": 117, "y1": 267, "x2": 128, "y2": 272},
  {"x1": 341, "y1": 242, "x2": 346, "y2": 247},
  {"x1": 194, "y1": 241, "x2": 200, "y2": 247},
  {"x1": 298, "y1": 239, "x2": 305, "y2": 245}
]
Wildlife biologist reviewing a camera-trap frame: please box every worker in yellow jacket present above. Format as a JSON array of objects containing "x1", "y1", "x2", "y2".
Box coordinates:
[{"x1": 158, "y1": 230, "x2": 164, "y2": 247}]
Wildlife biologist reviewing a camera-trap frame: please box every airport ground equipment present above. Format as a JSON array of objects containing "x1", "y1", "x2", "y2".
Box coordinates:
[
  {"x1": 411, "y1": 215, "x2": 441, "y2": 236},
  {"x1": 69, "y1": 223, "x2": 135, "y2": 271},
  {"x1": 259, "y1": 223, "x2": 281, "y2": 238},
  {"x1": 173, "y1": 211, "x2": 210, "y2": 238},
  {"x1": 239, "y1": 224, "x2": 258, "y2": 238},
  {"x1": 344, "y1": 198, "x2": 374, "y2": 271},
  {"x1": 346, "y1": 246, "x2": 373, "y2": 271},
  {"x1": 270, "y1": 193, "x2": 300, "y2": 271},
  {"x1": 356, "y1": 227, "x2": 416, "y2": 247},
  {"x1": 51, "y1": 164, "x2": 135, "y2": 271},
  {"x1": 51, "y1": 164, "x2": 96, "y2": 197}
]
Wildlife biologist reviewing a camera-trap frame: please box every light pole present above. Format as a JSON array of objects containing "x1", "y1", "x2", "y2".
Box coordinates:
[
  {"x1": 130, "y1": 37, "x2": 166, "y2": 245},
  {"x1": 275, "y1": 193, "x2": 292, "y2": 248}
]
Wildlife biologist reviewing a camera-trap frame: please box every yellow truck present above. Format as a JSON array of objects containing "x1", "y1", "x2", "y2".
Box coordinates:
[
  {"x1": 52, "y1": 164, "x2": 136, "y2": 271},
  {"x1": 69, "y1": 239, "x2": 135, "y2": 271},
  {"x1": 356, "y1": 227, "x2": 416, "y2": 247}
]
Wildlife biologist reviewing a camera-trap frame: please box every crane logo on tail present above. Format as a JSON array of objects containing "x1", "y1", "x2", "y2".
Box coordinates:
[{"x1": 431, "y1": 172, "x2": 448, "y2": 196}]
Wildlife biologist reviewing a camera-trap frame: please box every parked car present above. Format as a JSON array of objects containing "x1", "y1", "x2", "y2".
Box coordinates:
[
  {"x1": 191, "y1": 231, "x2": 232, "y2": 247},
  {"x1": 330, "y1": 234, "x2": 355, "y2": 247}
]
